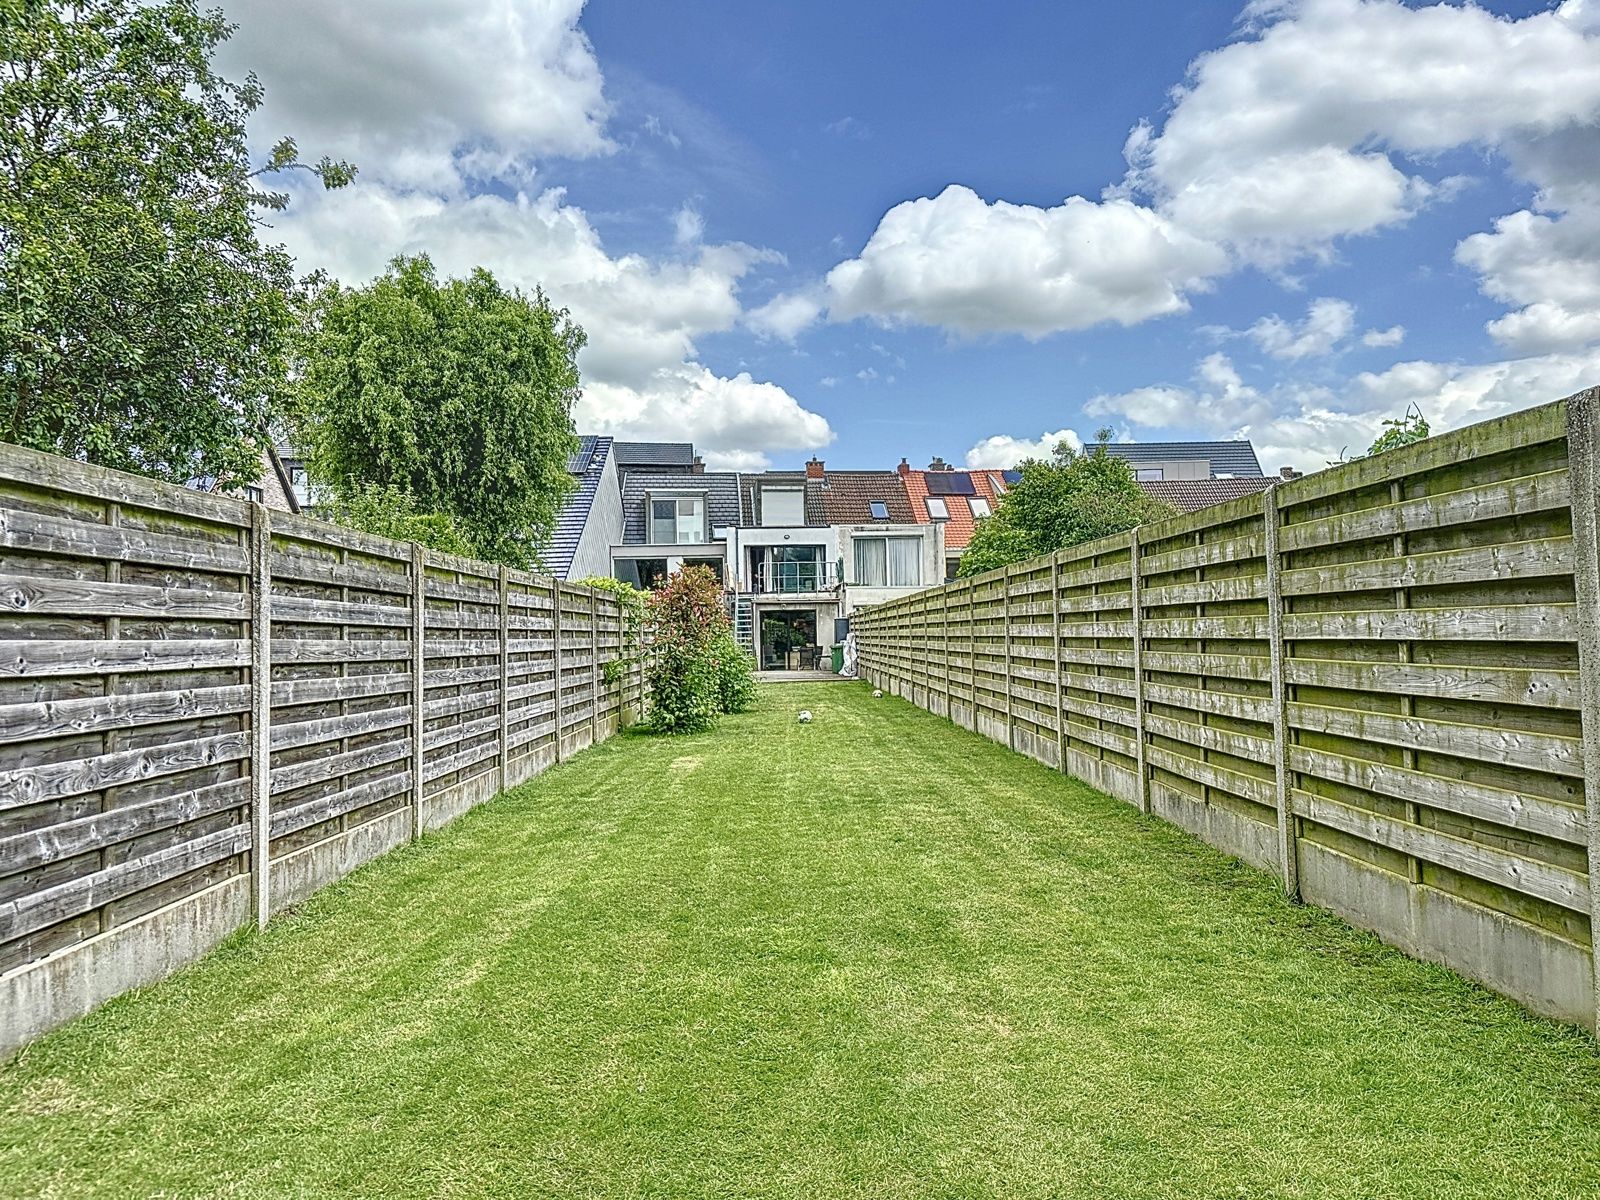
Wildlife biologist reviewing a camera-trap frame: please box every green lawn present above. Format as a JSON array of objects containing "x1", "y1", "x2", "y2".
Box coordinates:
[{"x1": 3, "y1": 683, "x2": 1600, "y2": 1199}]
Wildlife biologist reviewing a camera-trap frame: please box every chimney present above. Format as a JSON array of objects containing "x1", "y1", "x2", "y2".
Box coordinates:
[
  {"x1": 1279, "y1": 465, "x2": 1302, "y2": 480},
  {"x1": 805, "y1": 457, "x2": 825, "y2": 480},
  {"x1": 896, "y1": 457, "x2": 910, "y2": 477},
  {"x1": 691, "y1": 454, "x2": 704, "y2": 475},
  {"x1": 928, "y1": 456, "x2": 950, "y2": 471}
]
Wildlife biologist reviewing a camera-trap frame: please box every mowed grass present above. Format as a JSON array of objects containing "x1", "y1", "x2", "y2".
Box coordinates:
[{"x1": 3, "y1": 684, "x2": 1600, "y2": 1198}]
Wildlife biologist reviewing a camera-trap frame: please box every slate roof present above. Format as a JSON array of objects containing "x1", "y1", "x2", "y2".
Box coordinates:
[
  {"x1": 543, "y1": 435, "x2": 612, "y2": 578},
  {"x1": 818, "y1": 471, "x2": 916, "y2": 525},
  {"x1": 620, "y1": 471, "x2": 741, "y2": 544},
  {"x1": 1101, "y1": 440, "x2": 1264, "y2": 478},
  {"x1": 1139, "y1": 477, "x2": 1275, "y2": 513},
  {"x1": 614, "y1": 441, "x2": 697, "y2": 470}
]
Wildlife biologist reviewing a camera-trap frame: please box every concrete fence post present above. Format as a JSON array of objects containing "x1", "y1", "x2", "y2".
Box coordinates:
[
  {"x1": 1263, "y1": 485, "x2": 1300, "y2": 899},
  {"x1": 249, "y1": 504, "x2": 272, "y2": 928},
  {"x1": 410, "y1": 543, "x2": 426, "y2": 838},
  {"x1": 1129, "y1": 527, "x2": 1150, "y2": 814},
  {"x1": 1562, "y1": 387, "x2": 1600, "y2": 1034}
]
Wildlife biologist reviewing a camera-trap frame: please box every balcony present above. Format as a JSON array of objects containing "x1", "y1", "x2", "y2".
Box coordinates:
[{"x1": 750, "y1": 559, "x2": 840, "y2": 595}]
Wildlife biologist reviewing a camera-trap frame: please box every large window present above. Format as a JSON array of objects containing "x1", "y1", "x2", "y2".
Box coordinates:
[
  {"x1": 761, "y1": 487, "x2": 805, "y2": 526},
  {"x1": 649, "y1": 495, "x2": 706, "y2": 544},
  {"x1": 616, "y1": 558, "x2": 669, "y2": 589},
  {"x1": 854, "y1": 537, "x2": 922, "y2": 587},
  {"x1": 1136, "y1": 467, "x2": 1164, "y2": 481}
]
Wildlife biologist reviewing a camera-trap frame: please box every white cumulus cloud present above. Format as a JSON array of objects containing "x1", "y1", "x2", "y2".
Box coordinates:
[
  {"x1": 965, "y1": 428, "x2": 1085, "y2": 469},
  {"x1": 825, "y1": 185, "x2": 1227, "y2": 337},
  {"x1": 217, "y1": 0, "x2": 831, "y2": 465}
]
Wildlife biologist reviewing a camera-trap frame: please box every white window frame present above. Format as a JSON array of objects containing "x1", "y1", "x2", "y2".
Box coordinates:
[
  {"x1": 648, "y1": 492, "x2": 708, "y2": 545},
  {"x1": 853, "y1": 536, "x2": 923, "y2": 587},
  {"x1": 969, "y1": 497, "x2": 992, "y2": 519},
  {"x1": 926, "y1": 497, "x2": 949, "y2": 520}
]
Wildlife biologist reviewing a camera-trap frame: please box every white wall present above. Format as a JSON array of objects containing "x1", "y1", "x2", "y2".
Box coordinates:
[
  {"x1": 568, "y1": 450, "x2": 623, "y2": 581},
  {"x1": 838, "y1": 522, "x2": 944, "y2": 618},
  {"x1": 725, "y1": 525, "x2": 839, "y2": 591}
]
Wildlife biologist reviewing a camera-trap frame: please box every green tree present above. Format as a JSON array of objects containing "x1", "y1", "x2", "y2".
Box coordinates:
[
  {"x1": 958, "y1": 430, "x2": 1178, "y2": 576},
  {"x1": 0, "y1": 0, "x2": 353, "y2": 485},
  {"x1": 292, "y1": 255, "x2": 582, "y2": 569},
  {"x1": 322, "y1": 483, "x2": 472, "y2": 558}
]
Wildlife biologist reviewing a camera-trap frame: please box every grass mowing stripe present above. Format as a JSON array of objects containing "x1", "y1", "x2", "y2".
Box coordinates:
[{"x1": 1, "y1": 682, "x2": 1598, "y2": 1198}]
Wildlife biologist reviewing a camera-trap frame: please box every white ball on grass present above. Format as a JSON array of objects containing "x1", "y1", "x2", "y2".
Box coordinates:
[
  {"x1": 872, "y1": 689, "x2": 883, "y2": 698},
  {"x1": 797, "y1": 710, "x2": 813, "y2": 723}
]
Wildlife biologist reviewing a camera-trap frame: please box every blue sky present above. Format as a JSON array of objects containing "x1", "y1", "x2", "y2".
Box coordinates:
[{"x1": 224, "y1": 0, "x2": 1600, "y2": 472}]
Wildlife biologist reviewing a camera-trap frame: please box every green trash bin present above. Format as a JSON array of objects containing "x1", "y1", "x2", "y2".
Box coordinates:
[{"x1": 830, "y1": 645, "x2": 844, "y2": 674}]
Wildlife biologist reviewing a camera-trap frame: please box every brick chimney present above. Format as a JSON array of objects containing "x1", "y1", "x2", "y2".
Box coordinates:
[
  {"x1": 928, "y1": 456, "x2": 951, "y2": 471},
  {"x1": 1279, "y1": 465, "x2": 1302, "y2": 480},
  {"x1": 896, "y1": 457, "x2": 910, "y2": 477},
  {"x1": 805, "y1": 457, "x2": 825, "y2": 480},
  {"x1": 690, "y1": 454, "x2": 705, "y2": 475}
]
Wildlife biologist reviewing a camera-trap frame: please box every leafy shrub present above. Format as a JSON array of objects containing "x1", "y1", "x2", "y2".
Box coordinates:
[
  {"x1": 643, "y1": 565, "x2": 748, "y2": 734},
  {"x1": 712, "y1": 627, "x2": 756, "y2": 714}
]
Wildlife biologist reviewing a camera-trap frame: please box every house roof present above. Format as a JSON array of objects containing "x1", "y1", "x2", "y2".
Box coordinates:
[
  {"x1": 1139, "y1": 477, "x2": 1275, "y2": 513},
  {"x1": 818, "y1": 471, "x2": 916, "y2": 525},
  {"x1": 619, "y1": 470, "x2": 741, "y2": 544},
  {"x1": 614, "y1": 441, "x2": 697, "y2": 470},
  {"x1": 901, "y1": 468, "x2": 1007, "y2": 552},
  {"x1": 543, "y1": 436, "x2": 613, "y2": 578},
  {"x1": 737, "y1": 472, "x2": 826, "y2": 526},
  {"x1": 1101, "y1": 440, "x2": 1264, "y2": 478}
]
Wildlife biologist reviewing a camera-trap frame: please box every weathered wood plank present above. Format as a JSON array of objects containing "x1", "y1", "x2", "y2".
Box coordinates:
[
  {"x1": 0, "y1": 731, "x2": 249, "y2": 810},
  {"x1": 0, "y1": 573, "x2": 247, "y2": 621},
  {"x1": 0, "y1": 684, "x2": 251, "y2": 747},
  {"x1": 0, "y1": 639, "x2": 250, "y2": 678},
  {"x1": 1288, "y1": 701, "x2": 1583, "y2": 778},
  {"x1": 0, "y1": 824, "x2": 249, "y2": 943},
  {"x1": 1293, "y1": 790, "x2": 1588, "y2": 912}
]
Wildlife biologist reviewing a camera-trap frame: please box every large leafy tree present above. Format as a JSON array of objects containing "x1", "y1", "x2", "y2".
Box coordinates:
[
  {"x1": 0, "y1": 0, "x2": 352, "y2": 485},
  {"x1": 958, "y1": 430, "x2": 1179, "y2": 576},
  {"x1": 292, "y1": 255, "x2": 583, "y2": 569}
]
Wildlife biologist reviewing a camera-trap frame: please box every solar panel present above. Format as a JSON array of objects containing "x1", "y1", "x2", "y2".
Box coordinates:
[
  {"x1": 1002, "y1": 470, "x2": 1022, "y2": 485},
  {"x1": 924, "y1": 472, "x2": 975, "y2": 496},
  {"x1": 869, "y1": 500, "x2": 889, "y2": 520}
]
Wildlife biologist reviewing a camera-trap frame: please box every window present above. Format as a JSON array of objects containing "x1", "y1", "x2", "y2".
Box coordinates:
[
  {"x1": 1136, "y1": 467, "x2": 1164, "y2": 481},
  {"x1": 925, "y1": 497, "x2": 949, "y2": 520},
  {"x1": 869, "y1": 500, "x2": 889, "y2": 521},
  {"x1": 990, "y1": 473, "x2": 1007, "y2": 494},
  {"x1": 649, "y1": 495, "x2": 706, "y2": 544},
  {"x1": 969, "y1": 497, "x2": 991, "y2": 519},
  {"x1": 616, "y1": 558, "x2": 669, "y2": 589},
  {"x1": 683, "y1": 556, "x2": 724, "y2": 584},
  {"x1": 854, "y1": 537, "x2": 922, "y2": 587},
  {"x1": 761, "y1": 487, "x2": 805, "y2": 526}
]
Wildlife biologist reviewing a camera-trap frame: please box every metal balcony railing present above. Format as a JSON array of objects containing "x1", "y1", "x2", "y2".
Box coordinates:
[{"x1": 752, "y1": 560, "x2": 839, "y2": 594}]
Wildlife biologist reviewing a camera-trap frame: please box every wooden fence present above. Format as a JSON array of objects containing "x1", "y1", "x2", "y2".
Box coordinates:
[
  {"x1": 855, "y1": 389, "x2": 1600, "y2": 1031},
  {"x1": 0, "y1": 445, "x2": 642, "y2": 1057}
]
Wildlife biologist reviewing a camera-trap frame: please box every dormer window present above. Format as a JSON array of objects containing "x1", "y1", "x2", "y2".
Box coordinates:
[
  {"x1": 761, "y1": 486, "x2": 805, "y2": 526},
  {"x1": 1136, "y1": 468, "x2": 1164, "y2": 481},
  {"x1": 869, "y1": 500, "x2": 889, "y2": 520},
  {"x1": 650, "y1": 494, "x2": 707, "y2": 544}
]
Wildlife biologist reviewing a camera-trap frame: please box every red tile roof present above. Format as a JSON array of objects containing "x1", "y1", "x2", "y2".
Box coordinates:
[{"x1": 902, "y1": 468, "x2": 1008, "y2": 552}]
